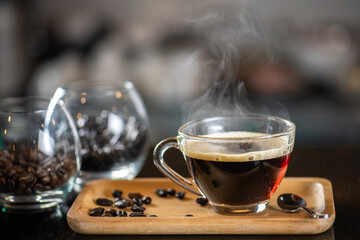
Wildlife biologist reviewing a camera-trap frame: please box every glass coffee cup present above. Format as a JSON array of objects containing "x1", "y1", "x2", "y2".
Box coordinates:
[{"x1": 154, "y1": 115, "x2": 295, "y2": 214}]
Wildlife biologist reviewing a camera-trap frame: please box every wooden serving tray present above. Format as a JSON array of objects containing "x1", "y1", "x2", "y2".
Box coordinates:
[{"x1": 67, "y1": 177, "x2": 335, "y2": 235}]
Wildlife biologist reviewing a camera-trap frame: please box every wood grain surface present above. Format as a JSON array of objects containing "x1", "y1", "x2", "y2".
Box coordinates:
[{"x1": 67, "y1": 177, "x2": 335, "y2": 235}]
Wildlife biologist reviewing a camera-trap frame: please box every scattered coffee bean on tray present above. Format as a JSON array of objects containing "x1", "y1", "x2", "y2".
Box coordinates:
[
  {"x1": 89, "y1": 189, "x2": 160, "y2": 217},
  {"x1": 95, "y1": 198, "x2": 113, "y2": 206},
  {"x1": 167, "y1": 188, "x2": 176, "y2": 196},
  {"x1": 112, "y1": 190, "x2": 122, "y2": 199},
  {"x1": 155, "y1": 188, "x2": 168, "y2": 197},
  {"x1": 196, "y1": 197, "x2": 208, "y2": 206},
  {"x1": 128, "y1": 193, "x2": 143, "y2": 199},
  {"x1": 115, "y1": 199, "x2": 129, "y2": 208},
  {"x1": 130, "y1": 206, "x2": 145, "y2": 212},
  {"x1": 132, "y1": 197, "x2": 143, "y2": 206},
  {"x1": 117, "y1": 210, "x2": 127, "y2": 217},
  {"x1": 105, "y1": 208, "x2": 118, "y2": 216},
  {"x1": 129, "y1": 212, "x2": 146, "y2": 217},
  {"x1": 142, "y1": 196, "x2": 152, "y2": 204},
  {"x1": 89, "y1": 207, "x2": 105, "y2": 216},
  {"x1": 175, "y1": 191, "x2": 185, "y2": 199}
]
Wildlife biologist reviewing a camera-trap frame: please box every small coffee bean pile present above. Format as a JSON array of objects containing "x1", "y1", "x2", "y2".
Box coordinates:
[
  {"x1": 0, "y1": 147, "x2": 76, "y2": 194},
  {"x1": 89, "y1": 189, "x2": 156, "y2": 217},
  {"x1": 155, "y1": 188, "x2": 186, "y2": 199},
  {"x1": 77, "y1": 113, "x2": 147, "y2": 172},
  {"x1": 89, "y1": 188, "x2": 207, "y2": 218}
]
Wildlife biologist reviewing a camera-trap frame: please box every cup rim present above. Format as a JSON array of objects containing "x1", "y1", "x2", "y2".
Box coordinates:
[
  {"x1": 0, "y1": 96, "x2": 56, "y2": 114},
  {"x1": 178, "y1": 115, "x2": 295, "y2": 141}
]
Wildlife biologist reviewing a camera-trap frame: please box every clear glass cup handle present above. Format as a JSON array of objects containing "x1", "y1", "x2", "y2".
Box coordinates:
[{"x1": 153, "y1": 137, "x2": 201, "y2": 196}]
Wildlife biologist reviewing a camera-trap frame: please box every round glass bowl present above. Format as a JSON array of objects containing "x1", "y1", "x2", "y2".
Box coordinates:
[
  {"x1": 53, "y1": 82, "x2": 149, "y2": 186},
  {"x1": 0, "y1": 97, "x2": 81, "y2": 212}
]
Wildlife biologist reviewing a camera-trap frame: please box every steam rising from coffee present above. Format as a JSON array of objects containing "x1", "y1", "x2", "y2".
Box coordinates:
[{"x1": 181, "y1": 4, "x2": 290, "y2": 122}]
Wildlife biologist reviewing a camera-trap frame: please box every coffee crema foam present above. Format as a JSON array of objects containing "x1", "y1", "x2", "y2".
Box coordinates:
[{"x1": 183, "y1": 131, "x2": 291, "y2": 162}]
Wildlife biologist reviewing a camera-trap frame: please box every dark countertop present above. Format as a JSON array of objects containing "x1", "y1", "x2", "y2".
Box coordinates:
[{"x1": 1, "y1": 146, "x2": 359, "y2": 240}]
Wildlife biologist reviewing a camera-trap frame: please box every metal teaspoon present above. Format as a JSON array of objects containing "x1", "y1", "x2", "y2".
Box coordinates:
[{"x1": 277, "y1": 193, "x2": 330, "y2": 219}]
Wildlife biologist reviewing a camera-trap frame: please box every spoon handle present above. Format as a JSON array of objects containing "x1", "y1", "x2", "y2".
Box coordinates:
[{"x1": 300, "y1": 207, "x2": 330, "y2": 219}]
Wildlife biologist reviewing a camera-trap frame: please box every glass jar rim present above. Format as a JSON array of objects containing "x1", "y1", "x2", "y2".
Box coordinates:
[{"x1": 178, "y1": 115, "x2": 295, "y2": 141}]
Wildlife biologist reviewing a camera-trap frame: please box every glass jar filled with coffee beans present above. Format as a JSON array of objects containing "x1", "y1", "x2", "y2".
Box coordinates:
[
  {"x1": 0, "y1": 97, "x2": 81, "y2": 211},
  {"x1": 53, "y1": 82, "x2": 149, "y2": 186}
]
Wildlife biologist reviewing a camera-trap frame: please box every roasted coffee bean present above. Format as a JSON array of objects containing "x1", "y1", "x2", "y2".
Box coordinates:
[
  {"x1": 129, "y1": 212, "x2": 146, "y2": 217},
  {"x1": 14, "y1": 172, "x2": 35, "y2": 184},
  {"x1": 0, "y1": 158, "x2": 12, "y2": 170},
  {"x1": 115, "y1": 199, "x2": 129, "y2": 208},
  {"x1": 184, "y1": 214, "x2": 194, "y2": 217},
  {"x1": 196, "y1": 197, "x2": 208, "y2": 206},
  {"x1": 27, "y1": 166, "x2": 35, "y2": 173},
  {"x1": 105, "y1": 208, "x2": 118, "y2": 216},
  {"x1": 175, "y1": 191, "x2": 185, "y2": 199},
  {"x1": 112, "y1": 190, "x2": 122, "y2": 199},
  {"x1": 51, "y1": 174, "x2": 58, "y2": 186},
  {"x1": 117, "y1": 210, "x2": 127, "y2": 217},
  {"x1": 167, "y1": 188, "x2": 176, "y2": 196},
  {"x1": 35, "y1": 170, "x2": 48, "y2": 179},
  {"x1": 40, "y1": 176, "x2": 51, "y2": 184},
  {"x1": 155, "y1": 188, "x2": 168, "y2": 197},
  {"x1": 89, "y1": 207, "x2": 105, "y2": 216},
  {"x1": 130, "y1": 206, "x2": 145, "y2": 212},
  {"x1": 63, "y1": 157, "x2": 74, "y2": 170},
  {"x1": 142, "y1": 196, "x2": 152, "y2": 205},
  {"x1": 95, "y1": 198, "x2": 113, "y2": 206},
  {"x1": 132, "y1": 197, "x2": 143, "y2": 206},
  {"x1": 28, "y1": 175, "x2": 37, "y2": 187},
  {"x1": 147, "y1": 215, "x2": 158, "y2": 217},
  {"x1": 128, "y1": 193, "x2": 143, "y2": 199}
]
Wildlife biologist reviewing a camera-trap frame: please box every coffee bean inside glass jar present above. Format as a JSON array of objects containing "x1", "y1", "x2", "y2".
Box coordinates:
[
  {"x1": 76, "y1": 112, "x2": 147, "y2": 172},
  {"x1": 0, "y1": 148, "x2": 76, "y2": 194}
]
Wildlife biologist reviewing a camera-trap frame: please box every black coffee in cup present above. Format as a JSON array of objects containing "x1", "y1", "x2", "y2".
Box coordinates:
[{"x1": 184, "y1": 131, "x2": 290, "y2": 206}]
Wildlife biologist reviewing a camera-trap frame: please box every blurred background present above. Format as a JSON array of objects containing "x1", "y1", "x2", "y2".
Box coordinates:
[{"x1": 1, "y1": 0, "x2": 360, "y2": 146}]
